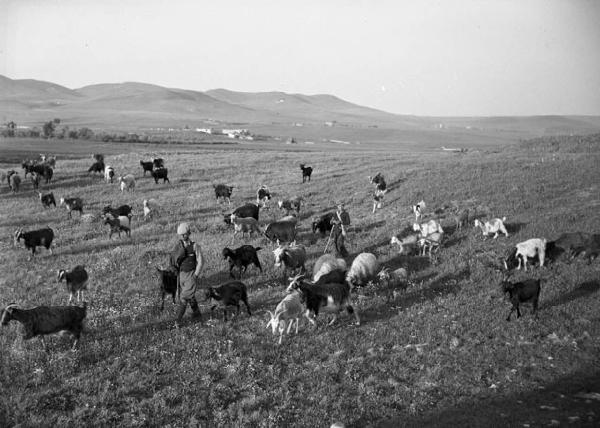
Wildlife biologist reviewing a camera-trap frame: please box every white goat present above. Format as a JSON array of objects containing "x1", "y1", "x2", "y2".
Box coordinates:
[
  {"x1": 474, "y1": 217, "x2": 508, "y2": 239},
  {"x1": 346, "y1": 253, "x2": 379, "y2": 288},
  {"x1": 230, "y1": 214, "x2": 261, "y2": 243},
  {"x1": 266, "y1": 291, "x2": 304, "y2": 345},
  {"x1": 505, "y1": 238, "x2": 547, "y2": 271},
  {"x1": 418, "y1": 232, "x2": 443, "y2": 257},
  {"x1": 390, "y1": 234, "x2": 419, "y2": 255},
  {"x1": 104, "y1": 165, "x2": 115, "y2": 183},
  {"x1": 413, "y1": 219, "x2": 444, "y2": 237},
  {"x1": 118, "y1": 174, "x2": 136, "y2": 192}
]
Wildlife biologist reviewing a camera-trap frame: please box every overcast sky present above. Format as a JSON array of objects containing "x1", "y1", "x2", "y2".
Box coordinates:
[{"x1": 1, "y1": 0, "x2": 599, "y2": 116}]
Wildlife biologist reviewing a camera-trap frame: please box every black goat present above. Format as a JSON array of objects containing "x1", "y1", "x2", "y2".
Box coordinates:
[
  {"x1": 550, "y1": 232, "x2": 600, "y2": 263},
  {"x1": 38, "y1": 192, "x2": 56, "y2": 208},
  {"x1": 60, "y1": 197, "x2": 84, "y2": 218},
  {"x1": 223, "y1": 203, "x2": 260, "y2": 225},
  {"x1": 152, "y1": 167, "x2": 170, "y2": 184},
  {"x1": 287, "y1": 275, "x2": 360, "y2": 326},
  {"x1": 205, "y1": 281, "x2": 252, "y2": 321},
  {"x1": 1, "y1": 302, "x2": 87, "y2": 351},
  {"x1": 214, "y1": 184, "x2": 234, "y2": 204},
  {"x1": 501, "y1": 278, "x2": 541, "y2": 321},
  {"x1": 92, "y1": 154, "x2": 104, "y2": 163},
  {"x1": 300, "y1": 164, "x2": 313, "y2": 183},
  {"x1": 264, "y1": 220, "x2": 297, "y2": 244},
  {"x1": 312, "y1": 212, "x2": 335, "y2": 235},
  {"x1": 156, "y1": 267, "x2": 177, "y2": 310},
  {"x1": 104, "y1": 217, "x2": 131, "y2": 239},
  {"x1": 57, "y1": 266, "x2": 89, "y2": 303},
  {"x1": 222, "y1": 245, "x2": 263, "y2": 279},
  {"x1": 88, "y1": 161, "x2": 105, "y2": 174},
  {"x1": 152, "y1": 158, "x2": 165, "y2": 169},
  {"x1": 102, "y1": 204, "x2": 133, "y2": 218},
  {"x1": 140, "y1": 160, "x2": 154, "y2": 176},
  {"x1": 14, "y1": 227, "x2": 54, "y2": 256}
]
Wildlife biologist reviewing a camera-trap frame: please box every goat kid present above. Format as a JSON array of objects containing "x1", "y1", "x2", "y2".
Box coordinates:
[
  {"x1": 205, "y1": 281, "x2": 252, "y2": 321},
  {"x1": 501, "y1": 277, "x2": 541, "y2": 321},
  {"x1": 57, "y1": 265, "x2": 89, "y2": 303}
]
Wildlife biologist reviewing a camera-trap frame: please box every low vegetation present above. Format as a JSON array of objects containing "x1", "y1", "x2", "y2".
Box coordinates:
[{"x1": 0, "y1": 134, "x2": 599, "y2": 427}]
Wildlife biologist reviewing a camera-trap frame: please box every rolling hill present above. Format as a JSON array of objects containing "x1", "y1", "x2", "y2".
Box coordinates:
[{"x1": 1, "y1": 74, "x2": 599, "y2": 146}]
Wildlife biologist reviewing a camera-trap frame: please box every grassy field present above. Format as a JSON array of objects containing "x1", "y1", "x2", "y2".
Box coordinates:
[{"x1": 0, "y1": 135, "x2": 599, "y2": 427}]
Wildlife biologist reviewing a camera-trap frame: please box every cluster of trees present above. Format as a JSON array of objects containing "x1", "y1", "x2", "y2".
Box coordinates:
[{"x1": 2, "y1": 119, "x2": 94, "y2": 140}]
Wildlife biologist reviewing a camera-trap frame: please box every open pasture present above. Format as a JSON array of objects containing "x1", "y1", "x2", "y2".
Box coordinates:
[{"x1": 0, "y1": 135, "x2": 599, "y2": 427}]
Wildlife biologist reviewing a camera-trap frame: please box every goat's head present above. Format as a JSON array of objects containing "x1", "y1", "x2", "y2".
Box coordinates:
[
  {"x1": 377, "y1": 268, "x2": 391, "y2": 282},
  {"x1": 222, "y1": 248, "x2": 233, "y2": 259},
  {"x1": 273, "y1": 246, "x2": 286, "y2": 266},
  {"x1": 0, "y1": 304, "x2": 18, "y2": 325}
]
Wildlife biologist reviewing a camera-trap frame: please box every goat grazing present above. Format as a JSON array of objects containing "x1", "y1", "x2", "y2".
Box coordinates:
[
  {"x1": 230, "y1": 214, "x2": 261, "y2": 243},
  {"x1": 223, "y1": 203, "x2": 260, "y2": 225},
  {"x1": 222, "y1": 245, "x2": 263, "y2": 279},
  {"x1": 413, "y1": 219, "x2": 444, "y2": 237},
  {"x1": 214, "y1": 184, "x2": 234, "y2": 204},
  {"x1": 287, "y1": 274, "x2": 360, "y2": 326},
  {"x1": 57, "y1": 266, "x2": 89, "y2": 303},
  {"x1": 300, "y1": 164, "x2": 313, "y2": 183},
  {"x1": 60, "y1": 197, "x2": 83, "y2": 218},
  {"x1": 104, "y1": 165, "x2": 115, "y2": 183},
  {"x1": 38, "y1": 192, "x2": 56, "y2": 208},
  {"x1": 104, "y1": 216, "x2": 131, "y2": 239},
  {"x1": 1, "y1": 302, "x2": 87, "y2": 351},
  {"x1": 278, "y1": 196, "x2": 302, "y2": 215},
  {"x1": 14, "y1": 227, "x2": 54, "y2": 256},
  {"x1": 474, "y1": 217, "x2": 509, "y2": 239},
  {"x1": 156, "y1": 267, "x2": 177, "y2": 310},
  {"x1": 119, "y1": 174, "x2": 136, "y2": 192},
  {"x1": 377, "y1": 267, "x2": 408, "y2": 288},
  {"x1": 273, "y1": 243, "x2": 307, "y2": 278},
  {"x1": 205, "y1": 281, "x2": 252, "y2": 321},
  {"x1": 102, "y1": 204, "x2": 133, "y2": 218},
  {"x1": 390, "y1": 234, "x2": 419, "y2": 255},
  {"x1": 346, "y1": 253, "x2": 380, "y2": 288},
  {"x1": 152, "y1": 167, "x2": 169, "y2": 184},
  {"x1": 256, "y1": 185, "x2": 272, "y2": 207},
  {"x1": 504, "y1": 238, "x2": 547, "y2": 271},
  {"x1": 501, "y1": 278, "x2": 541, "y2": 321},
  {"x1": 140, "y1": 160, "x2": 154, "y2": 176},
  {"x1": 266, "y1": 291, "x2": 304, "y2": 344},
  {"x1": 264, "y1": 220, "x2": 297, "y2": 244}
]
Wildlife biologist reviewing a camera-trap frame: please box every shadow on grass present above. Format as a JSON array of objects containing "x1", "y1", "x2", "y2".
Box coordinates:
[
  {"x1": 359, "y1": 270, "x2": 466, "y2": 324},
  {"x1": 543, "y1": 280, "x2": 600, "y2": 309},
  {"x1": 373, "y1": 369, "x2": 600, "y2": 428},
  {"x1": 59, "y1": 235, "x2": 163, "y2": 255}
]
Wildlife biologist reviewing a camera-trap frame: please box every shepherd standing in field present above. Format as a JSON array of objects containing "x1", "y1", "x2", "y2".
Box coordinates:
[
  {"x1": 170, "y1": 222, "x2": 204, "y2": 327},
  {"x1": 330, "y1": 203, "x2": 351, "y2": 258}
]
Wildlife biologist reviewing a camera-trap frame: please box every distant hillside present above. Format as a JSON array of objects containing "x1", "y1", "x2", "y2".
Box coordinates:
[{"x1": 1, "y1": 74, "x2": 599, "y2": 146}]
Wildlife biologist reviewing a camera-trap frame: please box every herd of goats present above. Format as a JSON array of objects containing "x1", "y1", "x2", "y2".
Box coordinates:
[{"x1": 1, "y1": 153, "x2": 599, "y2": 350}]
